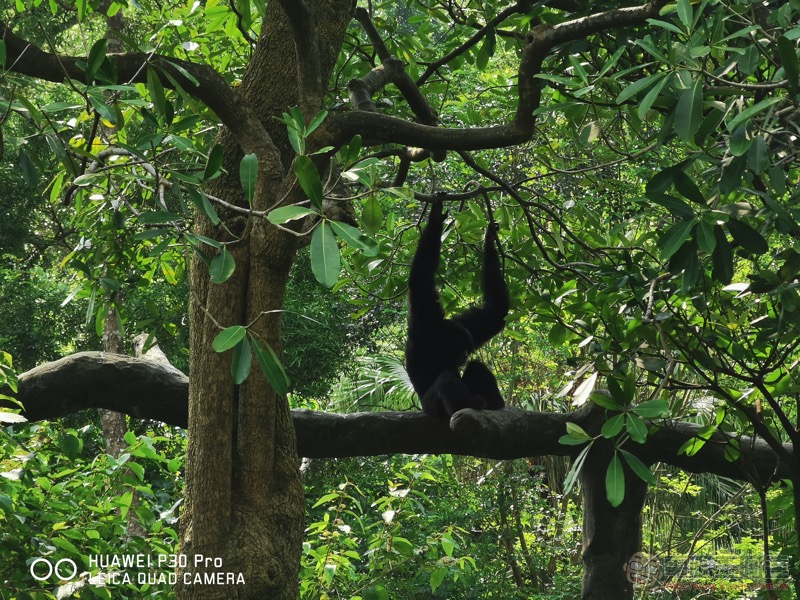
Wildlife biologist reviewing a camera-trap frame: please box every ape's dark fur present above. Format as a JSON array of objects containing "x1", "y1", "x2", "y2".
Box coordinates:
[{"x1": 405, "y1": 203, "x2": 510, "y2": 419}]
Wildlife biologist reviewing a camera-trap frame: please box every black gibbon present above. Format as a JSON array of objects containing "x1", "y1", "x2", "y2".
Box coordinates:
[{"x1": 405, "y1": 202, "x2": 509, "y2": 419}]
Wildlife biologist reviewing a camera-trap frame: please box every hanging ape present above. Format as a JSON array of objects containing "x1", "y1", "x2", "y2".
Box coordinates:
[{"x1": 405, "y1": 202, "x2": 510, "y2": 419}]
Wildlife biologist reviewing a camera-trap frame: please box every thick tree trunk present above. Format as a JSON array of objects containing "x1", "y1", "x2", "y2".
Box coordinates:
[
  {"x1": 175, "y1": 3, "x2": 354, "y2": 599},
  {"x1": 580, "y1": 444, "x2": 648, "y2": 600}
]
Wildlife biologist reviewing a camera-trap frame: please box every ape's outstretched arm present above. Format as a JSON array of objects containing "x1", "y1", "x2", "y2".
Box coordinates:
[
  {"x1": 450, "y1": 224, "x2": 509, "y2": 349},
  {"x1": 408, "y1": 202, "x2": 447, "y2": 327}
]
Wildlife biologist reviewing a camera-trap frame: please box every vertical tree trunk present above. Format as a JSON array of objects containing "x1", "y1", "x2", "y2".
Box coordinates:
[
  {"x1": 176, "y1": 3, "x2": 355, "y2": 599},
  {"x1": 580, "y1": 445, "x2": 648, "y2": 600}
]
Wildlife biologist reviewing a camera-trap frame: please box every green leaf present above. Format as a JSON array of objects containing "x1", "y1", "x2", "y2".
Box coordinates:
[
  {"x1": 252, "y1": 338, "x2": 290, "y2": 395},
  {"x1": 146, "y1": 66, "x2": 167, "y2": 119},
  {"x1": 87, "y1": 92, "x2": 117, "y2": 124},
  {"x1": 287, "y1": 126, "x2": 304, "y2": 155},
  {"x1": 86, "y1": 38, "x2": 108, "y2": 81},
  {"x1": 747, "y1": 134, "x2": 769, "y2": 174},
  {"x1": 695, "y1": 220, "x2": 717, "y2": 253},
  {"x1": 212, "y1": 326, "x2": 246, "y2": 352},
  {"x1": 476, "y1": 27, "x2": 496, "y2": 70},
  {"x1": 548, "y1": 322, "x2": 569, "y2": 346},
  {"x1": 631, "y1": 399, "x2": 670, "y2": 418},
  {"x1": 0, "y1": 40, "x2": 6, "y2": 69},
  {"x1": 203, "y1": 144, "x2": 224, "y2": 181},
  {"x1": 730, "y1": 125, "x2": 752, "y2": 157},
  {"x1": 268, "y1": 206, "x2": 317, "y2": 225},
  {"x1": 727, "y1": 218, "x2": 768, "y2": 255},
  {"x1": 294, "y1": 155, "x2": 324, "y2": 209},
  {"x1": 430, "y1": 566, "x2": 447, "y2": 593},
  {"x1": 18, "y1": 148, "x2": 39, "y2": 186},
  {"x1": 677, "y1": 0, "x2": 693, "y2": 28},
  {"x1": 777, "y1": 35, "x2": 799, "y2": 95},
  {"x1": 231, "y1": 336, "x2": 252, "y2": 385},
  {"x1": 626, "y1": 414, "x2": 648, "y2": 443},
  {"x1": 672, "y1": 172, "x2": 704, "y2": 205},
  {"x1": 565, "y1": 422, "x2": 592, "y2": 440},
  {"x1": 361, "y1": 195, "x2": 383, "y2": 235},
  {"x1": 329, "y1": 221, "x2": 379, "y2": 256},
  {"x1": 675, "y1": 78, "x2": 703, "y2": 142},
  {"x1": 615, "y1": 73, "x2": 663, "y2": 104},
  {"x1": 240, "y1": 153, "x2": 258, "y2": 204},
  {"x1": 307, "y1": 109, "x2": 328, "y2": 134},
  {"x1": 363, "y1": 584, "x2": 390, "y2": 600},
  {"x1": 210, "y1": 247, "x2": 235, "y2": 283},
  {"x1": 601, "y1": 414, "x2": 625, "y2": 438},
  {"x1": 564, "y1": 442, "x2": 593, "y2": 494},
  {"x1": 589, "y1": 391, "x2": 624, "y2": 411},
  {"x1": 310, "y1": 222, "x2": 340, "y2": 287},
  {"x1": 711, "y1": 227, "x2": 733, "y2": 284},
  {"x1": 637, "y1": 73, "x2": 670, "y2": 119},
  {"x1": 606, "y1": 453, "x2": 625, "y2": 508},
  {"x1": 658, "y1": 219, "x2": 695, "y2": 260},
  {"x1": 648, "y1": 194, "x2": 694, "y2": 219},
  {"x1": 619, "y1": 450, "x2": 657, "y2": 485},
  {"x1": 726, "y1": 97, "x2": 782, "y2": 133}
]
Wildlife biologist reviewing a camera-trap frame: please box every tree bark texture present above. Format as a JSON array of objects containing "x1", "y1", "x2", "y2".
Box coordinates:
[
  {"x1": 176, "y1": 3, "x2": 355, "y2": 599},
  {"x1": 580, "y1": 444, "x2": 648, "y2": 600}
]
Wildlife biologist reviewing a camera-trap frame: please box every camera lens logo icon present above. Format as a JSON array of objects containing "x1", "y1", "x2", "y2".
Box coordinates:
[{"x1": 30, "y1": 558, "x2": 78, "y2": 582}]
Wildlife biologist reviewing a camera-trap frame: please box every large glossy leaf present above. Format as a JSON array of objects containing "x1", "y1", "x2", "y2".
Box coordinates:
[
  {"x1": 606, "y1": 453, "x2": 625, "y2": 508},
  {"x1": 230, "y1": 336, "x2": 252, "y2": 385},
  {"x1": 329, "y1": 221, "x2": 378, "y2": 256},
  {"x1": 268, "y1": 206, "x2": 317, "y2": 225},
  {"x1": 203, "y1": 144, "x2": 224, "y2": 181},
  {"x1": 695, "y1": 220, "x2": 716, "y2": 253},
  {"x1": 294, "y1": 155, "x2": 323, "y2": 209},
  {"x1": 620, "y1": 450, "x2": 657, "y2": 485},
  {"x1": 777, "y1": 35, "x2": 799, "y2": 95},
  {"x1": 672, "y1": 172, "x2": 704, "y2": 205},
  {"x1": 658, "y1": 219, "x2": 695, "y2": 260},
  {"x1": 146, "y1": 66, "x2": 167, "y2": 119},
  {"x1": 310, "y1": 222, "x2": 340, "y2": 287},
  {"x1": 711, "y1": 227, "x2": 733, "y2": 284},
  {"x1": 210, "y1": 246, "x2": 235, "y2": 283},
  {"x1": 252, "y1": 338, "x2": 290, "y2": 396},
  {"x1": 212, "y1": 326, "x2": 246, "y2": 352},
  {"x1": 675, "y1": 78, "x2": 703, "y2": 142},
  {"x1": 86, "y1": 38, "x2": 108, "y2": 81},
  {"x1": 601, "y1": 414, "x2": 626, "y2": 438},
  {"x1": 361, "y1": 195, "x2": 383, "y2": 235},
  {"x1": 240, "y1": 153, "x2": 258, "y2": 204},
  {"x1": 727, "y1": 218, "x2": 768, "y2": 255}
]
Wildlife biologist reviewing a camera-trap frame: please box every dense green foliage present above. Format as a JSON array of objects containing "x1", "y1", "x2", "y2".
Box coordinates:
[{"x1": 2, "y1": 0, "x2": 800, "y2": 597}]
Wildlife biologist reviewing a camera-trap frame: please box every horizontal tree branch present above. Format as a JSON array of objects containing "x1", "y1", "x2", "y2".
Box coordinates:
[
  {"x1": 324, "y1": 1, "x2": 667, "y2": 151},
  {"x1": 0, "y1": 21, "x2": 275, "y2": 157},
  {"x1": 3, "y1": 352, "x2": 792, "y2": 484}
]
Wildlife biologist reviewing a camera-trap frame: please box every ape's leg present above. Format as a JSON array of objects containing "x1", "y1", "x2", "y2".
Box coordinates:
[
  {"x1": 462, "y1": 360, "x2": 504, "y2": 410},
  {"x1": 420, "y1": 370, "x2": 483, "y2": 418}
]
